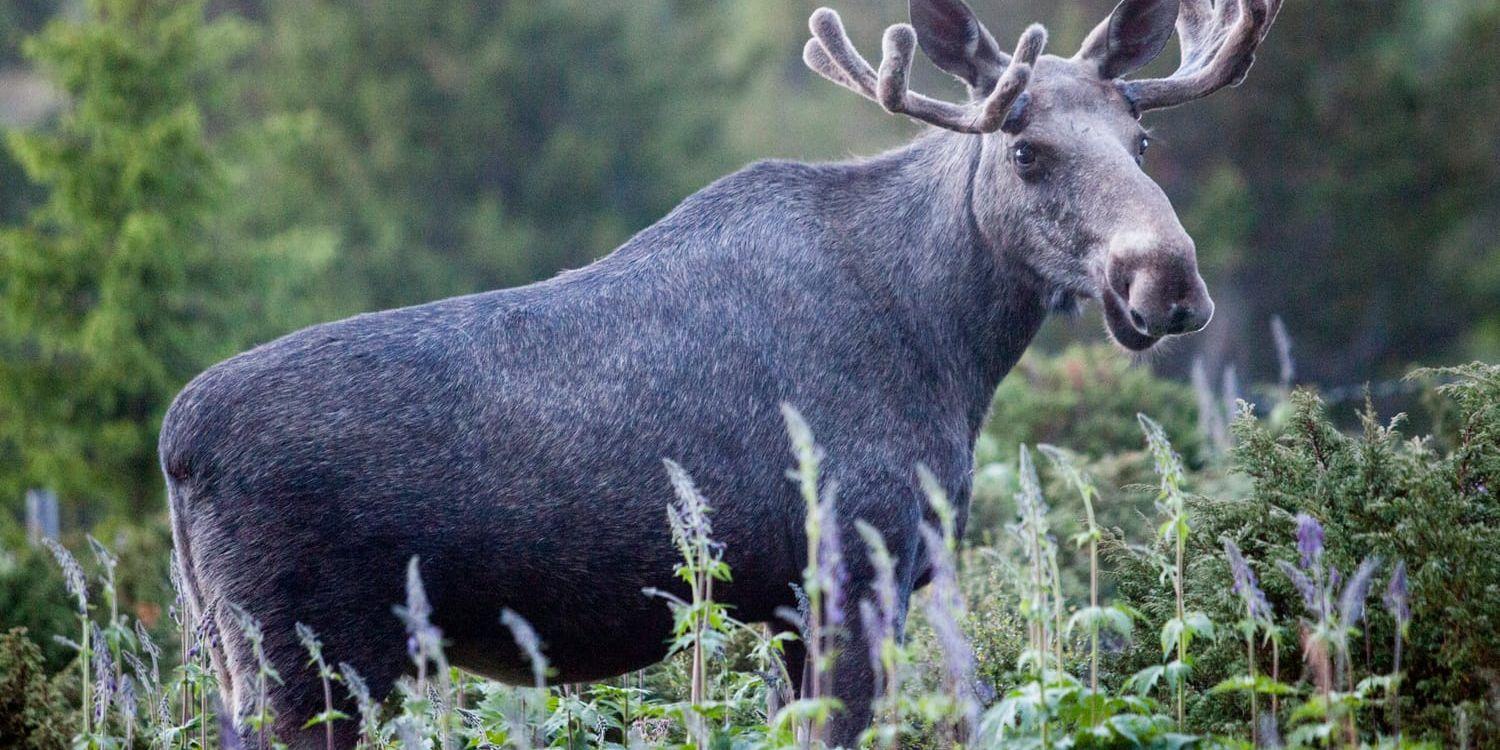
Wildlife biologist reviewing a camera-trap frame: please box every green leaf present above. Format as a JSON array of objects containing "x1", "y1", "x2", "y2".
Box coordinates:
[
  {"x1": 1160, "y1": 618, "x2": 1185, "y2": 657},
  {"x1": 301, "y1": 709, "x2": 351, "y2": 728},
  {"x1": 1127, "y1": 665, "x2": 1165, "y2": 696},
  {"x1": 1209, "y1": 675, "x2": 1298, "y2": 696},
  {"x1": 1184, "y1": 611, "x2": 1216, "y2": 641},
  {"x1": 1163, "y1": 659, "x2": 1193, "y2": 688}
]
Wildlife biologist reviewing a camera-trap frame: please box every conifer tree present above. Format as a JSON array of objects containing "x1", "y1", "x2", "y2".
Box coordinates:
[{"x1": 1, "y1": 0, "x2": 246, "y2": 516}]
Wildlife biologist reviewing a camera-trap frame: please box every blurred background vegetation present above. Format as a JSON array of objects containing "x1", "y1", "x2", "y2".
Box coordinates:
[
  {"x1": 1, "y1": 2, "x2": 1498, "y2": 743},
  {"x1": 0, "y1": 0, "x2": 1497, "y2": 523}
]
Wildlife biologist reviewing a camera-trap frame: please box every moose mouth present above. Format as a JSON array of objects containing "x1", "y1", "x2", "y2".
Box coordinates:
[{"x1": 1099, "y1": 284, "x2": 1162, "y2": 352}]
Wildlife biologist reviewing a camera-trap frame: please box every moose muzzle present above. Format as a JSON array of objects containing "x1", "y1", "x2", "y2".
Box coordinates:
[{"x1": 1103, "y1": 232, "x2": 1214, "y2": 346}]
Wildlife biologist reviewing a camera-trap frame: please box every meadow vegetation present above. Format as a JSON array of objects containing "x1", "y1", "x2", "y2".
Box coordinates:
[{"x1": 3, "y1": 356, "x2": 1496, "y2": 748}]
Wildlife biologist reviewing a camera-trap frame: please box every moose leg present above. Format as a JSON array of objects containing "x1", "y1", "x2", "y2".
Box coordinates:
[
  {"x1": 218, "y1": 612, "x2": 362, "y2": 750},
  {"x1": 823, "y1": 496, "x2": 920, "y2": 748}
]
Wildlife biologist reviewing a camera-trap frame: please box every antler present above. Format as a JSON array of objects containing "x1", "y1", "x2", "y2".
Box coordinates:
[
  {"x1": 803, "y1": 8, "x2": 1046, "y2": 135},
  {"x1": 1121, "y1": 0, "x2": 1284, "y2": 111}
]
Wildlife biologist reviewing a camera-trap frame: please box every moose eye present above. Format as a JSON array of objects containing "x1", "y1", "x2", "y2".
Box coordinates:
[
  {"x1": 1136, "y1": 136, "x2": 1150, "y2": 165},
  {"x1": 1012, "y1": 141, "x2": 1037, "y2": 170}
]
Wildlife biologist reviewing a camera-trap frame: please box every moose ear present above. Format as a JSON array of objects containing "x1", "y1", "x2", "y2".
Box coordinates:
[
  {"x1": 909, "y1": 0, "x2": 1007, "y2": 91},
  {"x1": 1078, "y1": 0, "x2": 1179, "y2": 80}
]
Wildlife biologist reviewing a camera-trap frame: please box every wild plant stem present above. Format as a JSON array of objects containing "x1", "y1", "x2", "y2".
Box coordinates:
[
  {"x1": 1392, "y1": 631, "x2": 1403, "y2": 741},
  {"x1": 1089, "y1": 536, "x2": 1099, "y2": 697},
  {"x1": 81, "y1": 617, "x2": 92, "y2": 739},
  {"x1": 1175, "y1": 523, "x2": 1186, "y2": 729},
  {"x1": 691, "y1": 545, "x2": 709, "y2": 705},
  {"x1": 110, "y1": 589, "x2": 122, "y2": 694},
  {"x1": 1048, "y1": 548, "x2": 1064, "y2": 673},
  {"x1": 257, "y1": 670, "x2": 267, "y2": 750},
  {"x1": 622, "y1": 673, "x2": 631, "y2": 732},
  {"x1": 199, "y1": 671, "x2": 207, "y2": 750},
  {"x1": 1027, "y1": 508, "x2": 1050, "y2": 747},
  {"x1": 791, "y1": 420, "x2": 824, "y2": 747},
  {"x1": 179, "y1": 614, "x2": 189, "y2": 745},
  {"x1": 1271, "y1": 641, "x2": 1280, "y2": 717},
  {"x1": 322, "y1": 672, "x2": 334, "y2": 750},
  {"x1": 1248, "y1": 635, "x2": 1258, "y2": 747}
]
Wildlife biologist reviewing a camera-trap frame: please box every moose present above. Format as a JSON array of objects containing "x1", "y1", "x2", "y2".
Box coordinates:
[{"x1": 160, "y1": 0, "x2": 1282, "y2": 745}]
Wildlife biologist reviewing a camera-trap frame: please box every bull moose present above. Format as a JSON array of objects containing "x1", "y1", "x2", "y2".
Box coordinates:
[{"x1": 160, "y1": 0, "x2": 1282, "y2": 745}]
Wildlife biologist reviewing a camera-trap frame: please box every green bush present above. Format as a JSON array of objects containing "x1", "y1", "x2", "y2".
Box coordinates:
[
  {"x1": 1104, "y1": 364, "x2": 1500, "y2": 745},
  {"x1": 0, "y1": 628, "x2": 72, "y2": 750},
  {"x1": 0, "y1": 518, "x2": 174, "y2": 672},
  {"x1": 981, "y1": 345, "x2": 1204, "y2": 467},
  {"x1": 0, "y1": 541, "x2": 75, "y2": 671}
]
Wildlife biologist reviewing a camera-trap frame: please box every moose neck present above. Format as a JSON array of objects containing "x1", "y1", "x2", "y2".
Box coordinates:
[{"x1": 821, "y1": 129, "x2": 1051, "y2": 435}]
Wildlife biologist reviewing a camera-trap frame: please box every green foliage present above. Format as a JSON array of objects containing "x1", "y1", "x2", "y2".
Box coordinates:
[
  {"x1": 226, "y1": 0, "x2": 812, "y2": 312},
  {"x1": 0, "y1": 627, "x2": 72, "y2": 750},
  {"x1": 0, "y1": 0, "x2": 223, "y2": 514},
  {"x1": 1109, "y1": 364, "x2": 1500, "y2": 744},
  {"x1": 982, "y1": 346, "x2": 1204, "y2": 467},
  {"x1": 0, "y1": 0, "x2": 317, "y2": 518},
  {"x1": 0, "y1": 537, "x2": 74, "y2": 670}
]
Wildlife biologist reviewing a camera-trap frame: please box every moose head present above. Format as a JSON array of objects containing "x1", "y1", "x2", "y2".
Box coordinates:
[{"x1": 804, "y1": 0, "x2": 1282, "y2": 351}]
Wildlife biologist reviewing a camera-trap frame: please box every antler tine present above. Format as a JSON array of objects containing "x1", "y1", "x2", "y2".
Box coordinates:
[
  {"x1": 1125, "y1": 0, "x2": 1284, "y2": 112},
  {"x1": 803, "y1": 37, "x2": 866, "y2": 96},
  {"x1": 971, "y1": 25, "x2": 1047, "y2": 132},
  {"x1": 809, "y1": 8, "x2": 879, "y2": 98},
  {"x1": 872, "y1": 25, "x2": 979, "y2": 132},
  {"x1": 805, "y1": 7, "x2": 1045, "y2": 135}
]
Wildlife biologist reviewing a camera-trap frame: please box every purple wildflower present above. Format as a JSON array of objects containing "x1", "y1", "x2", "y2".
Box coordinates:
[
  {"x1": 918, "y1": 523, "x2": 979, "y2": 741},
  {"x1": 1277, "y1": 560, "x2": 1320, "y2": 612},
  {"x1": 86, "y1": 535, "x2": 118, "y2": 581},
  {"x1": 340, "y1": 662, "x2": 371, "y2": 705},
  {"x1": 816, "y1": 486, "x2": 848, "y2": 627},
  {"x1": 41, "y1": 538, "x2": 88, "y2": 613},
  {"x1": 855, "y1": 521, "x2": 901, "y2": 696},
  {"x1": 1338, "y1": 557, "x2": 1382, "y2": 631},
  {"x1": 134, "y1": 620, "x2": 161, "y2": 681},
  {"x1": 339, "y1": 661, "x2": 379, "y2": 738},
  {"x1": 855, "y1": 521, "x2": 899, "y2": 631},
  {"x1": 118, "y1": 674, "x2": 137, "y2": 727},
  {"x1": 295, "y1": 622, "x2": 324, "y2": 663},
  {"x1": 1223, "y1": 539, "x2": 1274, "y2": 623},
  {"x1": 393, "y1": 556, "x2": 443, "y2": 666},
  {"x1": 858, "y1": 599, "x2": 885, "y2": 676},
  {"x1": 156, "y1": 693, "x2": 171, "y2": 728},
  {"x1": 1295, "y1": 513, "x2": 1324, "y2": 570},
  {"x1": 500, "y1": 608, "x2": 549, "y2": 689},
  {"x1": 664, "y1": 459, "x2": 716, "y2": 556},
  {"x1": 122, "y1": 650, "x2": 151, "y2": 691},
  {"x1": 92, "y1": 624, "x2": 114, "y2": 725},
  {"x1": 188, "y1": 613, "x2": 214, "y2": 661},
  {"x1": 1384, "y1": 560, "x2": 1410, "y2": 632},
  {"x1": 786, "y1": 583, "x2": 812, "y2": 641}
]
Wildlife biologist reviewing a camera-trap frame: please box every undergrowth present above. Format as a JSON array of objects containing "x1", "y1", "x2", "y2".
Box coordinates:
[{"x1": 2, "y1": 360, "x2": 1496, "y2": 748}]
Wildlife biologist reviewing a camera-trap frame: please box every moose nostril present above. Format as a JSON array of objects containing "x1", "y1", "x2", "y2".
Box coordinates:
[
  {"x1": 1166, "y1": 304, "x2": 1191, "y2": 334},
  {"x1": 1129, "y1": 308, "x2": 1147, "y2": 331}
]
